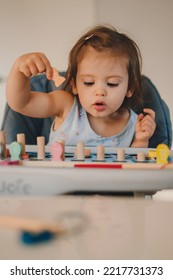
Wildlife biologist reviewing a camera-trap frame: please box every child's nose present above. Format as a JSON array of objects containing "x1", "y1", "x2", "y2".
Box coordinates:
[{"x1": 95, "y1": 85, "x2": 107, "y2": 96}]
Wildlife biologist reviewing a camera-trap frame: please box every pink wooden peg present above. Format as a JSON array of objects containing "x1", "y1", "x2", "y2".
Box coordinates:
[
  {"x1": 50, "y1": 142, "x2": 64, "y2": 161},
  {"x1": 52, "y1": 68, "x2": 65, "y2": 87}
]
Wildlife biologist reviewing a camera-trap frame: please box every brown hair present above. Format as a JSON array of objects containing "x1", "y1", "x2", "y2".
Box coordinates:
[{"x1": 62, "y1": 25, "x2": 142, "y2": 111}]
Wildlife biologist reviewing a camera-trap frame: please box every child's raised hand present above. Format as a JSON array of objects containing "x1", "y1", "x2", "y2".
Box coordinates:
[
  {"x1": 133, "y1": 108, "x2": 156, "y2": 147},
  {"x1": 16, "y1": 52, "x2": 53, "y2": 80}
]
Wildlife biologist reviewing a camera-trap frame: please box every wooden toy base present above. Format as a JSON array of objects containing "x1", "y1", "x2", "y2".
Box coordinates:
[{"x1": 0, "y1": 146, "x2": 173, "y2": 196}]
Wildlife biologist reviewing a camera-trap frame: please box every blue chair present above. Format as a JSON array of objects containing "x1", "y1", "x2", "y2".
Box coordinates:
[{"x1": 1, "y1": 74, "x2": 172, "y2": 148}]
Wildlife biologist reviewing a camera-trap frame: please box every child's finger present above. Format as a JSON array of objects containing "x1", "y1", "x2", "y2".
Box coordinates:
[
  {"x1": 136, "y1": 113, "x2": 144, "y2": 128},
  {"x1": 29, "y1": 63, "x2": 41, "y2": 76},
  {"x1": 140, "y1": 116, "x2": 156, "y2": 136},
  {"x1": 137, "y1": 113, "x2": 144, "y2": 122},
  {"x1": 19, "y1": 64, "x2": 32, "y2": 77},
  {"x1": 143, "y1": 108, "x2": 155, "y2": 120},
  {"x1": 141, "y1": 113, "x2": 156, "y2": 129},
  {"x1": 41, "y1": 55, "x2": 53, "y2": 80}
]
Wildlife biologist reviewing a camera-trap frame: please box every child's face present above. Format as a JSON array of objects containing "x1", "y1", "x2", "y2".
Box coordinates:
[{"x1": 72, "y1": 46, "x2": 132, "y2": 119}]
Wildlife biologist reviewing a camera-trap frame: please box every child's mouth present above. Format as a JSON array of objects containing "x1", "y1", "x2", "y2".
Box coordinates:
[{"x1": 93, "y1": 101, "x2": 106, "y2": 111}]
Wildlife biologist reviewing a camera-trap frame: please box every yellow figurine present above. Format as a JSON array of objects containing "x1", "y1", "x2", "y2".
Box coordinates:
[{"x1": 156, "y1": 144, "x2": 170, "y2": 164}]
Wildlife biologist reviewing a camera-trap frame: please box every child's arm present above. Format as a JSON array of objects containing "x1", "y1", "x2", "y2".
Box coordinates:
[
  {"x1": 131, "y1": 108, "x2": 156, "y2": 148},
  {"x1": 6, "y1": 53, "x2": 72, "y2": 118}
]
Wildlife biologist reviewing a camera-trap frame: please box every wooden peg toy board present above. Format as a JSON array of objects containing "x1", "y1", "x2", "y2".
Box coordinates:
[{"x1": 0, "y1": 145, "x2": 173, "y2": 196}]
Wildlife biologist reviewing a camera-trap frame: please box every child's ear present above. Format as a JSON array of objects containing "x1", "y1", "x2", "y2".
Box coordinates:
[
  {"x1": 71, "y1": 79, "x2": 78, "y2": 95},
  {"x1": 126, "y1": 90, "x2": 133, "y2": 98}
]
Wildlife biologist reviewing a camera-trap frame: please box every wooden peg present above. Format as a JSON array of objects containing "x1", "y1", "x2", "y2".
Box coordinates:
[
  {"x1": 0, "y1": 144, "x2": 4, "y2": 159},
  {"x1": 117, "y1": 148, "x2": 125, "y2": 161},
  {"x1": 97, "y1": 145, "x2": 105, "y2": 161},
  {"x1": 52, "y1": 68, "x2": 65, "y2": 87},
  {"x1": 76, "y1": 142, "x2": 85, "y2": 160},
  {"x1": 0, "y1": 214, "x2": 65, "y2": 234},
  {"x1": 17, "y1": 133, "x2": 26, "y2": 155},
  {"x1": 9, "y1": 142, "x2": 22, "y2": 160},
  {"x1": 137, "y1": 151, "x2": 145, "y2": 162},
  {"x1": 37, "y1": 136, "x2": 45, "y2": 160},
  {"x1": 50, "y1": 140, "x2": 65, "y2": 161},
  {"x1": 0, "y1": 130, "x2": 7, "y2": 158}
]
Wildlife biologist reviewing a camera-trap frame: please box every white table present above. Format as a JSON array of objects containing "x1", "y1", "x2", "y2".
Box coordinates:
[{"x1": 0, "y1": 196, "x2": 173, "y2": 259}]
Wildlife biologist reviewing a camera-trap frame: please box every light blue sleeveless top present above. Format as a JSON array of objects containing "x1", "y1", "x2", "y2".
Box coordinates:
[{"x1": 48, "y1": 97, "x2": 138, "y2": 147}]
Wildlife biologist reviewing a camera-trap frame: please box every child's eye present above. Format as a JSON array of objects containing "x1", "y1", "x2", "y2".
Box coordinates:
[
  {"x1": 84, "y1": 82, "x2": 94, "y2": 86},
  {"x1": 107, "y1": 83, "x2": 119, "y2": 87}
]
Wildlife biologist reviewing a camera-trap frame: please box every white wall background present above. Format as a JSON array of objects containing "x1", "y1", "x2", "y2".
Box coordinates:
[
  {"x1": 95, "y1": 0, "x2": 173, "y2": 123},
  {"x1": 0, "y1": 0, "x2": 97, "y2": 122},
  {"x1": 0, "y1": 0, "x2": 173, "y2": 141}
]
